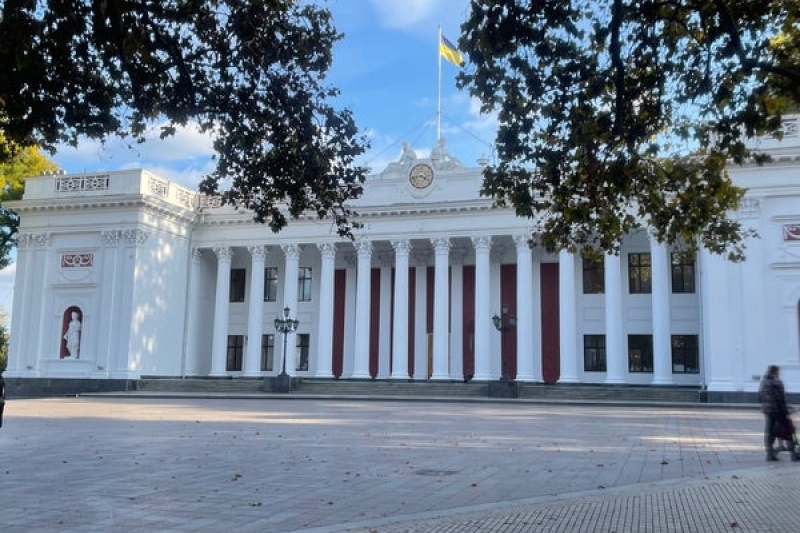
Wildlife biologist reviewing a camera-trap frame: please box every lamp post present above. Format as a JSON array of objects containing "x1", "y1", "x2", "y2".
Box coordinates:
[
  {"x1": 492, "y1": 303, "x2": 516, "y2": 382},
  {"x1": 274, "y1": 306, "x2": 299, "y2": 377}
]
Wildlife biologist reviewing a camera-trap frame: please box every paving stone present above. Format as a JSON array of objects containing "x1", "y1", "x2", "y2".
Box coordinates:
[{"x1": 0, "y1": 396, "x2": 796, "y2": 532}]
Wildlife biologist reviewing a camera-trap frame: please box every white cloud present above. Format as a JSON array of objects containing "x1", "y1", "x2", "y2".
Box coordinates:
[
  {"x1": 54, "y1": 121, "x2": 215, "y2": 176},
  {"x1": 368, "y1": 0, "x2": 439, "y2": 28}
]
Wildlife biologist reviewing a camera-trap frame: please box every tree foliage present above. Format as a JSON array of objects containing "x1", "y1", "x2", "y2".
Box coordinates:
[
  {"x1": 0, "y1": 134, "x2": 57, "y2": 269},
  {"x1": 0, "y1": 0, "x2": 367, "y2": 237},
  {"x1": 459, "y1": 0, "x2": 800, "y2": 260}
]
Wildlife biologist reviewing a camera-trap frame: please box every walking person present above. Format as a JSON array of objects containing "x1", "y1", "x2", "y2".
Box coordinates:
[
  {"x1": 0, "y1": 370, "x2": 5, "y2": 428},
  {"x1": 759, "y1": 365, "x2": 789, "y2": 461}
]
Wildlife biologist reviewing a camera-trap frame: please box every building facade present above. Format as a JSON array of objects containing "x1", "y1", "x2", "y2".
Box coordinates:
[{"x1": 6, "y1": 123, "x2": 800, "y2": 397}]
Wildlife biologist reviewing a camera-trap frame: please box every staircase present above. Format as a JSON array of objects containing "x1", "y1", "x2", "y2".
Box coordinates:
[{"x1": 135, "y1": 377, "x2": 705, "y2": 403}]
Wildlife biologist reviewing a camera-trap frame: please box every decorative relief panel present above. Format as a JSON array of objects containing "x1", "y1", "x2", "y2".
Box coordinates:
[
  {"x1": 148, "y1": 176, "x2": 169, "y2": 197},
  {"x1": 783, "y1": 224, "x2": 800, "y2": 242},
  {"x1": 61, "y1": 253, "x2": 93, "y2": 268},
  {"x1": 59, "y1": 251, "x2": 96, "y2": 283},
  {"x1": 55, "y1": 174, "x2": 110, "y2": 193}
]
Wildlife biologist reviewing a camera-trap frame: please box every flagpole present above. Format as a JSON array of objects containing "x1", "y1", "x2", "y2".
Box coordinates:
[{"x1": 437, "y1": 25, "x2": 442, "y2": 142}]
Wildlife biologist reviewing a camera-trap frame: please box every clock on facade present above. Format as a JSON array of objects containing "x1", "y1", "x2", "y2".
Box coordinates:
[{"x1": 409, "y1": 163, "x2": 434, "y2": 189}]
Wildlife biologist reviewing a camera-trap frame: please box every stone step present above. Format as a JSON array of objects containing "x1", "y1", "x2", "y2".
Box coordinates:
[
  {"x1": 137, "y1": 378, "x2": 265, "y2": 393},
  {"x1": 135, "y1": 378, "x2": 702, "y2": 403}
]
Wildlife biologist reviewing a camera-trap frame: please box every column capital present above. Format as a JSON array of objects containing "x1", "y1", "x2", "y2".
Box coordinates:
[
  {"x1": 391, "y1": 239, "x2": 411, "y2": 256},
  {"x1": 213, "y1": 246, "x2": 233, "y2": 262},
  {"x1": 355, "y1": 238, "x2": 372, "y2": 257},
  {"x1": 431, "y1": 237, "x2": 451, "y2": 254},
  {"x1": 513, "y1": 233, "x2": 533, "y2": 251},
  {"x1": 318, "y1": 242, "x2": 337, "y2": 259},
  {"x1": 450, "y1": 247, "x2": 468, "y2": 266},
  {"x1": 248, "y1": 245, "x2": 267, "y2": 261},
  {"x1": 191, "y1": 248, "x2": 203, "y2": 261},
  {"x1": 122, "y1": 229, "x2": 148, "y2": 247},
  {"x1": 101, "y1": 230, "x2": 121, "y2": 248},
  {"x1": 471, "y1": 235, "x2": 492, "y2": 253},
  {"x1": 412, "y1": 250, "x2": 431, "y2": 267},
  {"x1": 281, "y1": 243, "x2": 301, "y2": 260}
]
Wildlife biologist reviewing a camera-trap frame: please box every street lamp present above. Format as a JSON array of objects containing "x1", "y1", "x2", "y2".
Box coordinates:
[
  {"x1": 492, "y1": 303, "x2": 516, "y2": 381},
  {"x1": 274, "y1": 306, "x2": 299, "y2": 377}
]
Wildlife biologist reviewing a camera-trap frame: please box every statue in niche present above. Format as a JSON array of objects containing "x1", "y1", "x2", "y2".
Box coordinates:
[{"x1": 62, "y1": 308, "x2": 82, "y2": 359}]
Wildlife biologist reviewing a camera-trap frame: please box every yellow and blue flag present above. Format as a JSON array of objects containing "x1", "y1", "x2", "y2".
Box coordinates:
[{"x1": 439, "y1": 35, "x2": 464, "y2": 67}]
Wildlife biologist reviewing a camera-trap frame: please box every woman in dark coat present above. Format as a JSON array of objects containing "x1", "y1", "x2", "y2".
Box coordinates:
[{"x1": 759, "y1": 365, "x2": 789, "y2": 461}]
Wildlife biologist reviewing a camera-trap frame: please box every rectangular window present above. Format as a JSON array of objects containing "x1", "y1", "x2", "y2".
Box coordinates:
[
  {"x1": 261, "y1": 334, "x2": 275, "y2": 371},
  {"x1": 628, "y1": 334, "x2": 653, "y2": 372},
  {"x1": 226, "y1": 334, "x2": 244, "y2": 371},
  {"x1": 264, "y1": 267, "x2": 278, "y2": 302},
  {"x1": 298, "y1": 267, "x2": 313, "y2": 302},
  {"x1": 583, "y1": 334, "x2": 606, "y2": 372},
  {"x1": 628, "y1": 253, "x2": 652, "y2": 294},
  {"x1": 671, "y1": 252, "x2": 696, "y2": 294},
  {"x1": 582, "y1": 256, "x2": 605, "y2": 294},
  {"x1": 671, "y1": 334, "x2": 699, "y2": 374},
  {"x1": 229, "y1": 268, "x2": 246, "y2": 302},
  {"x1": 296, "y1": 333, "x2": 310, "y2": 371}
]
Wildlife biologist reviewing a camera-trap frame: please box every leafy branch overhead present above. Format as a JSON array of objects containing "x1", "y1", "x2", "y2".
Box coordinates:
[
  {"x1": 459, "y1": 0, "x2": 800, "y2": 260},
  {"x1": 0, "y1": 0, "x2": 368, "y2": 237}
]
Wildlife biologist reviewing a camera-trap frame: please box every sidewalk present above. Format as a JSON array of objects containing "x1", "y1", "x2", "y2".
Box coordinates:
[{"x1": 1, "y1": 396, "x2": 795, "y2": 532}]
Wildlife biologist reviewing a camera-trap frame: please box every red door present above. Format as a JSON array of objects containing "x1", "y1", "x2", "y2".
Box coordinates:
[{"x1": 540, "y1": 263, "x2": 560, "y2": 383}]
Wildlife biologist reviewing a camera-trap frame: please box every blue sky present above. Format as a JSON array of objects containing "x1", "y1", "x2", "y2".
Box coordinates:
[{"x1": 0, "y1": 0, "x2": 497, "y2": 322}]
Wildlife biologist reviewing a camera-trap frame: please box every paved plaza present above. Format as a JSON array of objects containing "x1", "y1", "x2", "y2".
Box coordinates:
[{"x1": 2, "y1": 395, "x2": 800, "y2": 532}]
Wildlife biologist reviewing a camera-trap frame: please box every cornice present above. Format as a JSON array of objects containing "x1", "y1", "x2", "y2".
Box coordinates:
[{"x1": 10, "y1": 195, "x2": 198, "y2": 225}]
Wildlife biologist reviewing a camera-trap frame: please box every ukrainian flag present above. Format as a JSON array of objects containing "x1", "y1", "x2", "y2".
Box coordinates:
[{"x1": 439, "y1": 35, "x2": 464, "y2": 67}]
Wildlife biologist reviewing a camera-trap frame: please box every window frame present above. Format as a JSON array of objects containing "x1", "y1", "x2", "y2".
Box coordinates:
[
  {"x1": 670, "y1": 252, "x2": 696, "y2": 294},
  {"x1": 628, "y1": 334, "x2": 653, "y2": 373},
  {"x1": 226, "y1": 334, "x2": 244, "y2": 371},
  {"x1": 261, "y1": 333, "x2": 275, "y2": 371},
  {"x1": 628, "y1": 253, "x2": 652, "y2": 294},
  {"x1": 298, "y1": 267, "x2": 313, "y2": 302},
  {"x1": 229, "y1": 268, "x2": 246, "y2": 302},
  {"x1": 296, "y1": 333, "x2": 310, "y2": 371},
  {"x1": 264, "y1": 267, "x2": 278, "y2": 302},
  {"x1": 582, "y1": 256, "x2": 605, "y2": 294},
  {"x1": 583, "y1": 334, "x2": 607, "y2": 372},
  {"x1": 671, "y1": 334, "x2": 700, "y2": 374}
]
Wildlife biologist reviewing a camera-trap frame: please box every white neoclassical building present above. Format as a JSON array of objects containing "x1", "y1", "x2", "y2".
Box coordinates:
[{"x1": 6, "y1": 122, "x2": 800, "y2": 399}]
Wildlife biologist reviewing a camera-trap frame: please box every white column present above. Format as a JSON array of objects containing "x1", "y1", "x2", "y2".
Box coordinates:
[
  {"x1": 558, "y1": 250, "x2": 579, "y2": 383},
  {"x1": 377, "y1": 262, "x2": 392, "y2": 378},
  {"x1": 280, "y1": 244, "x2": 300, "y2": 375},
  {"x1": 210, "y1": 246, "x2": 233, "y2": 376},
  {"x1": 472, "y1": 236, "x2": 492, "y2": 380},
  {"x1": 342, "y1": 257, "x2": 357, "y2": 377},
  {"x1": 391, "y1": 240, "x2": 411, "y2": 380},
  {"x1": 413, "y1": 253, "x2": 429, "y2": 379},
  {"x1": 514, "y1": 234, "x2": 536, "y2": 382},
  {"x1": 6, "y1": 235, "x2": 33, "y2": 376},
  {"x1": 530, "y1": 250, "x2": 543, "y2": 382},
  {"x1": 650, "y1": 239, "x2": 673, "y2": 385},
  {"x1": 315, "y1": 243, "x2": 336, "y2": 378},
  {"x1": 243, "y1": 246, "x2": 266, "y2": 376},
  {"x1": 449, "y1": 251, "x2": 465, "y2": 380},
  {"x1": 604, "y1": 252, "x2": 626, "y2": 383},
  {"x1": 431, "y1": 238, "x2": 450, "y2": 380},
  {"x1": 183, "y1": 248, "x2": 203, "y2": 376},
  {"x1": 352, "y1": 239, "x2": 372, "y2": 378}
]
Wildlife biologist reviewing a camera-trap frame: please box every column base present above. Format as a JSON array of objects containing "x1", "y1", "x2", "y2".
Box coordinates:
[
  {"x1": 263, "y1": 374, "x2": 298, "y2": 393},
  {"x1": 488, "y1": 379, "x2": 519, "y2": 398}
]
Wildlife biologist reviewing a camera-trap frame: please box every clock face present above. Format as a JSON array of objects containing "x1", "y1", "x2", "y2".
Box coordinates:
[{"x1": 409, "y1": 164, "x2": 434, "y2": 189}]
